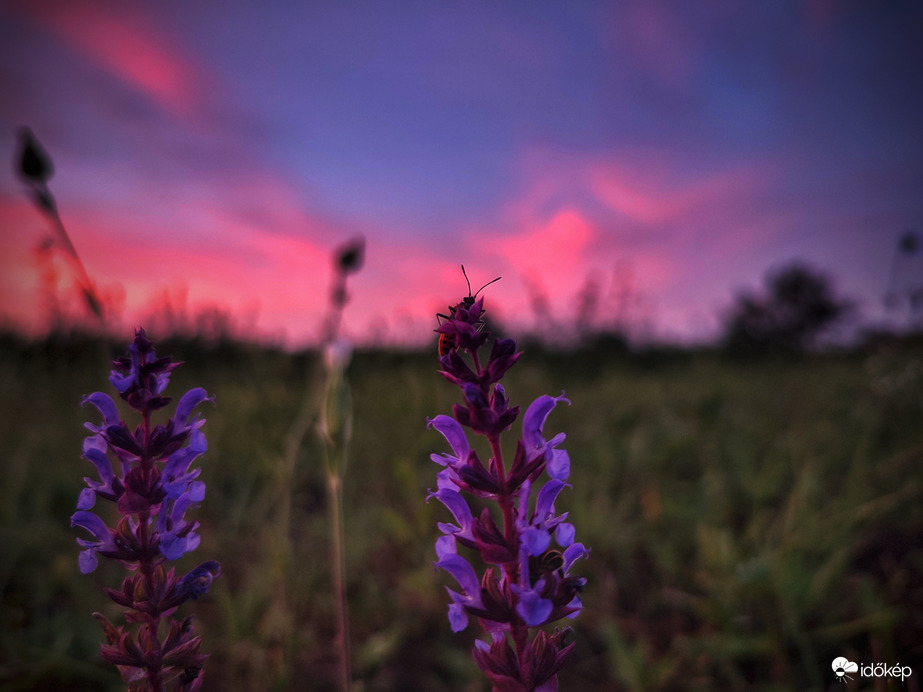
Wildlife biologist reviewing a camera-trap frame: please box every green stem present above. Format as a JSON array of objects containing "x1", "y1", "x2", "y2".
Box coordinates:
[
  {"x1": 140, "y1": 412, "x2": 164, "y2": 692},
  {"x1": 327, "y1": 470, "x2": 351, "y2": 692}
]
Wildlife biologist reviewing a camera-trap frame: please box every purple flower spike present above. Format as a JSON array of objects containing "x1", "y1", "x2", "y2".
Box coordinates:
[
  {"x1": 428, "y1": 268, "x2": 588, "y2": 690},
  {"x1": 72, "y1": 329, "x2": 219, "y2": 689}
]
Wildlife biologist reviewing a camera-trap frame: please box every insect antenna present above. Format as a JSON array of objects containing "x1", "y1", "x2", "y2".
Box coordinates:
[{"x1": 460, "y1": 264, "x2": 501, "y2": 299}]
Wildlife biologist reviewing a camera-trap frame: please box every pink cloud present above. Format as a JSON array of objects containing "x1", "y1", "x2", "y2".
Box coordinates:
[
  {"x1": 485, "y1": 207, "x2": 594, "y2": 279},
  {"x1": 16, "y1": 1, "x2": 201, "y2": 116},
  {"x1": 466, "y1": 206, "x2": 616, "y2": 330},
  {"x1": 65, "y1": 195, "x2": 340, "y2": 343},
  {"x1": 588, "y1": 165, "x2": 680, "y2": 224},
  {"x1": 588, "y1": 157, "x2": 782, "y2": 248},
  {"x1": 452, "y1": 145, "x2": 788, "y2": 338}
]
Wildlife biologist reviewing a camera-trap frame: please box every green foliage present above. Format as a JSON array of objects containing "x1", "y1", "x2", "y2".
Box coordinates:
[{"x1": 1, "y1": 335, "x2": 921, "y2": 690}]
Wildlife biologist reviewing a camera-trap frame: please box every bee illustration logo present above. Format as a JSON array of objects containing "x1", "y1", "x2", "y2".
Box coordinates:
[{"x1": 436, "y1": 265, "x2": 501, "y2": 357}]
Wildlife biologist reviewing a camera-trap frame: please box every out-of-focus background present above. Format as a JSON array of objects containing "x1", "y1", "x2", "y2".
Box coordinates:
[{"x1": 1, "y1": 1, "x2": 922, "y2": 690}]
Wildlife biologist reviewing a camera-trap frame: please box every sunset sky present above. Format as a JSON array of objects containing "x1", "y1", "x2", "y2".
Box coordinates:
[{"x1": 1, "y1": 1, "x2": 921, "y2": 347}]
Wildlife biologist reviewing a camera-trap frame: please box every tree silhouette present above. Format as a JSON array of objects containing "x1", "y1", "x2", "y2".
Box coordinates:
[{"x1": 723, "y1": 263, "x2": 853, "y2": 353}]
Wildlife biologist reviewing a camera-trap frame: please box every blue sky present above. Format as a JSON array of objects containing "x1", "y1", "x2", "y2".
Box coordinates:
[{"x1": 1, "y1": 0, "x2": 921, "y2": 346}]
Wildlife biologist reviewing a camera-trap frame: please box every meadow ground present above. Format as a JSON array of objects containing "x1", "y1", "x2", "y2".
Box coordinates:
[{"x1": 1, "y1": 332, "x2": 921, "y2": 691}]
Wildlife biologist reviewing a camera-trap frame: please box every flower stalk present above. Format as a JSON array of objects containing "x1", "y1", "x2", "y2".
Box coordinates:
[
  {"x1": 278, "y1": 237, "x2": 363, "y2": 690},
  {"x1": 72, "y1": 329, "x2": 219, "y2": 691},
  {"x1": 429, "y1": 269, "x2": 588, "y2": 691},
  {"x1": 16, "y1": 127, "x2": 104, "y2": 322},
  {"x1": 316, "y1": 238, "x2": 364, "y2": 692}
]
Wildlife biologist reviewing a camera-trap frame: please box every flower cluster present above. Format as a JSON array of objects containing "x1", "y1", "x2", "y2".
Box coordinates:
[
  {"x1": 429, "y1": 284, "x2": 589, "y2": 691},
  {"x1": 72, "y1": 329, "x2": 220, "y2": 691}
]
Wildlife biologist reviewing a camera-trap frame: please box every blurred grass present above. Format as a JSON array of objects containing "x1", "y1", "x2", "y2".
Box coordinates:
[{"x1": 1, "y1": 331, "x2": 921, "y2": 690}]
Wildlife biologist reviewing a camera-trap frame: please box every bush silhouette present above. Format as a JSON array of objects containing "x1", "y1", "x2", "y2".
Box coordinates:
[{"x1": 723, "y1": 263, "x2": 852, "y2": 353}]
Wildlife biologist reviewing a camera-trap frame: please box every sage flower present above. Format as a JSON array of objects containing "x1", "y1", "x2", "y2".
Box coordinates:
[
  {"x1": 71, "y1": 329, "x2": 220, "y2": 691},
  {"x1": 429, "y1": 269, "x2": 589, "y2": 691}
]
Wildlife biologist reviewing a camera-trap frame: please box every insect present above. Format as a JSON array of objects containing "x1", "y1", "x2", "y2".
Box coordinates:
[
  {"x1": 436, "y1": 265, "x2": 501, "y2": 357},
  {"x1": 528, "y1": 549, "x2": 565, "y2": 583}
]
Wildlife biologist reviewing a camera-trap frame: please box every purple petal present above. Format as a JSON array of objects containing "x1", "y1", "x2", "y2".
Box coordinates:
[
  {"x1": 152, "y1": 371, "x2": 171, "y2": 396},
  {"x1": 555, "y1": 522, "x2": 576, "y2": 547},
  {"x1": 82, "y1": 392, "x2": 120, "y2": 427},
  {"x1": 163, "y1": 436, "x2": 206, "y2": 487},
  {"x1": 175, "y1": 388, "x2": 211, "y2": 427},
  {"x1": 77, "y1": 487, "x2": 97, "y2": 510},
  {"x1": 82, "y1": 439, "x2": 114, "y2": 484},
  {"x1": 187, "y1": 428, "x2": 207, "y2": 453},
  {"x1": 187, "y1": 480, "x2": 206, "y2": 502},
  {"x1": 186, "y1": 531, "x2": 201, "y2": 552},
  {"x1": 547, "y1": 448, "x2": 570, "y2": 481},
  {"x1": 170, "y1": 492, "x2": 197, "y2": 522},
  {"x1": 163, "y1": 460, "x2": 202, "y2": 499},
  {"x1": 430, "y1": 453, "x2": 453, "y2": 467},
  {"x1": 160, "y1": 522, "x2": 201, "y2": 560},
  {"x1": 562, "y1": 543, "x2": 590, "y2": 572},
  {"x1": 493, "y1": 383, "x2": 508, "y2": 408},
  {"x1": 516, "y1": 587, "x2": 553, "y2": 626},
  {"x1": 535, "y1": 480, "x2": 567, "y2": 522},
  {"x1": 435, "y1": 467, "x2": 459, "y2": 490},
  {"x1": 429, "y1": 488, "x2": 473, "y2": 532},
  {"x1": 108, "y1": 366, "x2": 136, "y2": 394},
  {"x1": 435, "y1": 553, "x2": 481, "y2": 600},
  {"x1": 71, "y1": 511, "x2": 114, "y2": 573},
  {"x1": 78, "y1": 549, "x2": 99, "y2": 574},
  {"x1": 159, "y1": 533, "x2": 186, "y2": 560},
  {"x1": 71, "y1": 510, "x2": 110, "y2": 540},
  {"x1": 162, "y1": 433, "x2": 206, "y2": 498},
  {"x1": 521, "y1": 527, "x2": 551, "y2": 556},
  {"x1": 565, "y1": 595, "x2": 583, "y2": 618},
  {"x1": 523, "y1": 393, "x2": 569, "y2": 450},
  {"x1": 445, "y1": 587, "x2": 478, "y2": 632},
  {"x1": 427, "y1": 415, "x2": 470, "y2": 462},
  {"x1": 435, "y1": 535, "x2": 457, "y2": 559},
  {"x1": 448, "y1": 600, "x2": 468, "y2": 633}
]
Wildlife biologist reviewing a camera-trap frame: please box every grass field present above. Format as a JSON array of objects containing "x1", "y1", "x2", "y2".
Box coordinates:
[{"x1": 1, "y1": 331, "x2": 921, "y2": 691}]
